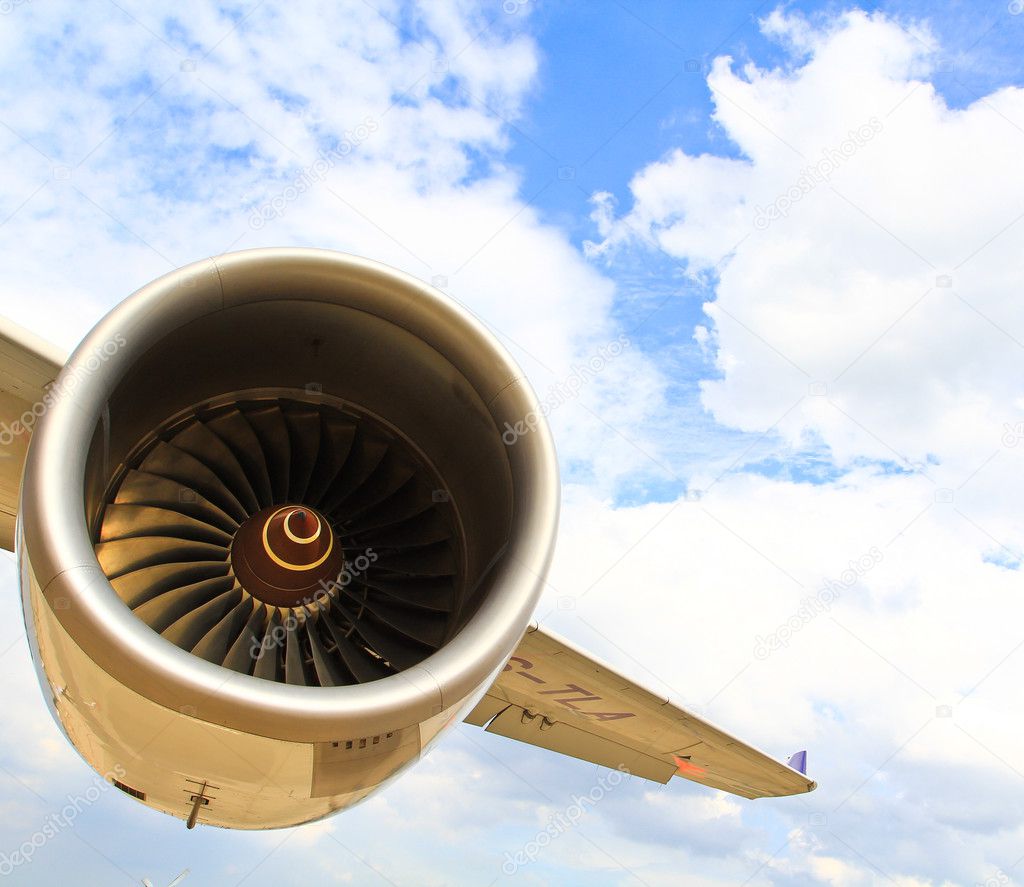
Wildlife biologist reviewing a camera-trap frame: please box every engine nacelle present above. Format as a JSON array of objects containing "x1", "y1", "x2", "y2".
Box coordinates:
[{"x1": 18, "y1": 249, "x2": 558, "y2": 828}]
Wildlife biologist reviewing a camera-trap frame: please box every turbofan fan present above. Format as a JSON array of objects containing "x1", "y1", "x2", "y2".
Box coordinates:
[{"x1": 94, "y1": 395, "x2": 463, "y2": 687}]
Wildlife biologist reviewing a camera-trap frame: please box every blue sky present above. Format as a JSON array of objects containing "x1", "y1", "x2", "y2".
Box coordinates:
[{"x1": 2, "y1": 1, "x2": 1024, "y2": 885}]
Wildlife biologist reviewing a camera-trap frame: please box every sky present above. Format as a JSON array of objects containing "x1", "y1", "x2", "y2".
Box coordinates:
[{"x1": 0, "y1": 0, "x2": 1023, "y2": 884}]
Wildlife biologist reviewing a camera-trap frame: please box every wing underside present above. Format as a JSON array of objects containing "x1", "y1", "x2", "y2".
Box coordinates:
[{"x1": 466, "y1": 624, "x2": 815, "y2": 799}]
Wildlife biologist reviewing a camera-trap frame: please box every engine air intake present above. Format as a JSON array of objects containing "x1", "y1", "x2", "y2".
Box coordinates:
[{"x1": 95, "y1": 396, "x2": 463, "y2": 687}]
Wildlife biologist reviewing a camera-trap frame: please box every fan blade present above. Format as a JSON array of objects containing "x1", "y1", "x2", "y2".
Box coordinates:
[
  {"x1": 357, "y1": 591, "x2": 447, "y2": 647},
  {"x1": 98, "y1": 504, "x2": 232, "y2": 546},
  {"x1": 334, "y1": 451, "x2": 415, "y2": 522},
  {"x1": 203, "y1": 408, "x2": 274, "y2": 509},
  {"x1": 340, "y1": 478, "x2": 435, "y2": 535},
  {"x1": 113, "y1": 470, "x2": 239, "y2": 534},
  {"x1": 109, "y1": 560, "x2": 230, "y2": 609},
  {"x1": 95, "y1": 537, "x2": 228, "y2": 579},
  {"x1": 140, "y1": 441, "x2": 248, "y2": 523},
  {"x1": 191, "y1": 595, "x2": 256, "y2": 665},
  {"x1": 321, "y1": 608, "x2": 390, "y2": 683},
  {"x1": 352, "y1": 610, "x2": 430, "y2": 671},
  {"x1": 163, "y1": 587, "x2": 244, "y2": 651},
  {"x1": 284, "y1": 616, "x2": 310, "y2": 686},
  {"x1": 352, "y1": 506, "x2": 452, "y2": 549},
  {"x1": 133, "y1": 576, "x2": 236, "y2": 633},
  {"x1": 321, "y1": 434, "x2": 389, "y2": 514},
  {"x1": 304, "y1": 415, "x2": 356, "y2": 506},
  {"x1": 170, "y1": 420, "x2": 260, "y2": 515},
  {"x1": 222, "y1": 603, "x2": 269, "y2": 675},
  {"x1": 282, "y1": 406, "x2": 321, "y2": 503},
  {"x1": 253, "y1": 609, "x2": 284, "y2": 682},
  {"x1": 359, "y1": 575, "x2": 456, "y2": 612},
  {"x1": 306, "y1": 619, "x2": 345, "y2": 687},
  {"x1": 243, "y1": 405, "x2": 291, "y2": 504},
  {"x1": 372, "y1": 541, "x2": 455, "y2": 577}
]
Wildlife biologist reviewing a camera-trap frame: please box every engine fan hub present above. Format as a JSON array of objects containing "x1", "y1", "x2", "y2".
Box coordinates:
[{"x1": 230, "y1": 504, "x2": 344, "y2": 608}]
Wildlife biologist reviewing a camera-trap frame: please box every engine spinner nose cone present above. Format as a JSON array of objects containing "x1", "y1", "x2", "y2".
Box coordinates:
[{"x1": 230, "y1": 505, "x2": 344, "y2": 608}]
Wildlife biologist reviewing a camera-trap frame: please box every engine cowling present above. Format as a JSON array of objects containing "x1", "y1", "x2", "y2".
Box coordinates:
[{"x1": 18, "y1": 249, "x2": 558, "y2": 829}]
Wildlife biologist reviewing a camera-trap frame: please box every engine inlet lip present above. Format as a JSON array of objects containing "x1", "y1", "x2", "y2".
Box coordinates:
[{"x1": 19, "y1": 248, "x2": 560, "y2": 743}]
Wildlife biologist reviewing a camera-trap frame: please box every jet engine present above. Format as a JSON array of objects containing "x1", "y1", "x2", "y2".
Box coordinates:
[{"x1": 17, "y1": 248, "x2": 559, "y2": 828}]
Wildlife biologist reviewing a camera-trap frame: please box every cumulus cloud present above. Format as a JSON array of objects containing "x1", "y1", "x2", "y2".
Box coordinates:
[
  {"x1": 574, "y1": 8, "x2": 1024, "y2": 885},
  {"x1": 590, "y1": 9, "x2": 1024, "y2": 479},
  {"x1": 0, "y1": 0, "x2": 665, "y2": 490}
]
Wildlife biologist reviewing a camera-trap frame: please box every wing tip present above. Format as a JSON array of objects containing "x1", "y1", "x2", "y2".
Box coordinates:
[{"x1": 786, "y1": 749, "x2": 816, "y2": 793}]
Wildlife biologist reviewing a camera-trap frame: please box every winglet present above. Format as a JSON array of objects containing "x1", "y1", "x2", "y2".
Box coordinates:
[{"x1": 786, "y1": 750, "x2": 808, "y2": 775}]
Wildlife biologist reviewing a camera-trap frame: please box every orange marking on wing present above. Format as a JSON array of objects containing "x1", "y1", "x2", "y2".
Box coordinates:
[{"x1": 673, "y1": 755, "x2": 707, "y2": 776}]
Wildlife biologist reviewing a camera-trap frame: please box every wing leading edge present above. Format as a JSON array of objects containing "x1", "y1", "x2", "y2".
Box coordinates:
[
  {"x1": 0, "y1": 317, "x2": 65, "y2": 551},
  {"x1": 466, "y1": 624, "x2": 816, "y2": 799}
]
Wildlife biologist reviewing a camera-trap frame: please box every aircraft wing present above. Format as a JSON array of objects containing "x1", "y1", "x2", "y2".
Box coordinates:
[
  {"x1": 0, "y1": 318, "x2": 65, "y2": 551},
  {"x1": 466, "y1": 623, "x2": 816, "y2": 799}
]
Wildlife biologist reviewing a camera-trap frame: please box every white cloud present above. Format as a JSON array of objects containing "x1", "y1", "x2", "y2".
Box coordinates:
[
  {"x1": 0, "y1": 0, "x2": 666, "y2": 490},
  {"x1": 576, "y1": 8, "x2": 1024, "y2": 884},
  {"x1": 590, "y1": 9, "x2": 1024, "y2": 479}
]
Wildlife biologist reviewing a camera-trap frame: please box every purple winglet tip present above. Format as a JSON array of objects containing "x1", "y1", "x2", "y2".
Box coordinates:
[{"x1": 787, "y1": 750, "x2": 808, "y2": 775}]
